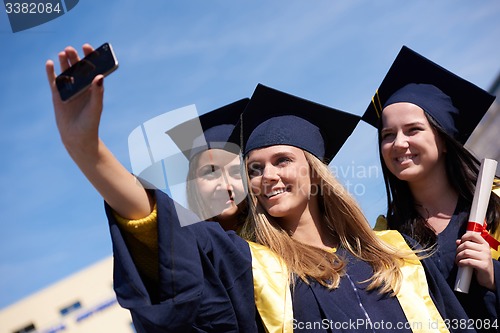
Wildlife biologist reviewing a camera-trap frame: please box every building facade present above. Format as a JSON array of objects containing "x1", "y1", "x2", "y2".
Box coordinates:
[
  {"x1": 466, "y1": 72, "x2": 500, "y2": 174},
  {"x1": 0, "y1": 257, "x2": 134, "y2": 333}
]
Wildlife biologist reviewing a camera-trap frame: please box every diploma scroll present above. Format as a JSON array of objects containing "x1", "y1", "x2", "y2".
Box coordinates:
[{"x1": 454, "y1": 158, "x2": 498, "y2": 293}]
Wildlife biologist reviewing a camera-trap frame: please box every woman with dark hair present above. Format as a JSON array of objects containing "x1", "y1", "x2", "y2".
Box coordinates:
[{"x1": 362, "y1": 46, "x2": 500, "y2": 330}]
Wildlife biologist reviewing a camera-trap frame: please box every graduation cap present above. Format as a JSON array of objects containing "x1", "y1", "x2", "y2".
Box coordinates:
[
  {"x1": 166, "y1": 98, "x2": 249, "y2": 160},
  {"x1": 362, "y1": 46, "x2": 495, "y2": 144},
  {"x1": 241, "y1": 84, "x2": 360, "y2": 164}
]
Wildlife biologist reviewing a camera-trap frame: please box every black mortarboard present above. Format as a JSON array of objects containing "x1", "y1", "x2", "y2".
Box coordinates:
[
  {"x1": 166, "y1": 98, "x2": 249, "y2": 160},
  {"x1": 241, "y1": 84, "x2": 360, "y2": 164},
  {"x1": 362, "y1": 46, "x2": 495, "y2": 144}
]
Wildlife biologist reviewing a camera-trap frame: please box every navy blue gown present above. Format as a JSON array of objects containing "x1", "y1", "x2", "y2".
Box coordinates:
[
  {"x1": 107, "y1": 190, "x2": 476, "y2": 333},
  {"x1": 106, "y1": 190, "x2": 258, "y2": 333}
]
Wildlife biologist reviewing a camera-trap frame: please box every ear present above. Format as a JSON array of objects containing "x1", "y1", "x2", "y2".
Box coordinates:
[{"x1": 439, "y1": 136, "x2": 447, "y2": 154}]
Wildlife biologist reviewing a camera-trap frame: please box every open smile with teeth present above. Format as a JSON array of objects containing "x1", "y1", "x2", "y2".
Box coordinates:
[
  {"x1": 266, "y1": 188, "x2": 287, "y2": 198},
  {"x1": 396, "y1": 155, "x2": 416, "y2": 163}
]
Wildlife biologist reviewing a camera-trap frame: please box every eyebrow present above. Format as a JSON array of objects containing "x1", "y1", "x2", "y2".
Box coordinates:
[
  {"x1": 248, "y1": 150, "x2": 296, "y2": 164},
  {"x1": 381, "y1": 121, "x2": 427, "y2": 132},
  {"x1": 196, "y1": 164, "x2": 218, "y2": 172}
]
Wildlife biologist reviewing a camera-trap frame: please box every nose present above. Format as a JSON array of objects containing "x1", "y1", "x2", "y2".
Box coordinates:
[
  {"x1": 224, "y1": 180, "x2": 234, "y2": 193},
  {"x1": 393, "y1": 131, "x2": 409, "y2": 149},
  {"x1": 217, "y1": 168, "x2": 231, "y2": 189},
  {"x1": 262, "y1": 165, "x2": 279, "y2": 183}
]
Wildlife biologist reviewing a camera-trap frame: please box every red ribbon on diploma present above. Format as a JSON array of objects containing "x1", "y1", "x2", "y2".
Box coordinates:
[{"x1": 467, "y1": 220, "x2": 500, "y2": 250}]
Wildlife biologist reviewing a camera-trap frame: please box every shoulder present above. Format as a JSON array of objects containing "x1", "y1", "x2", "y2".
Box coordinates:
[
  {"x1": 374, "y1": 229, "x2": 409, "y2": 248},
  {"x1": 246, "y1": 241, "x2": 286, "y2": 270},
  {"x1": 373, "y1": 214, "x2": 388, "y2": 231},
  {"x1": 246, "y1": 241, "x2": 279, "y2": 260}
]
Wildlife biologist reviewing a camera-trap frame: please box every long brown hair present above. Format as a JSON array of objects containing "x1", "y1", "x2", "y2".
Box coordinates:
[{"x1": 241, "y1": 150, "x2": 412, "y2": 295}]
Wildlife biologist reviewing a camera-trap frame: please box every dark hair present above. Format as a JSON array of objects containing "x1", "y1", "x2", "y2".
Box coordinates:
[{"x1": 379, "y1": 113, "x2": 499, "y2": 246}]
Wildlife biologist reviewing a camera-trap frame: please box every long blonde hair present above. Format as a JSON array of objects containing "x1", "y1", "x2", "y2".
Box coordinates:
[{"x1": 240, "y1": 150, "x2": 413, "y2": 295}]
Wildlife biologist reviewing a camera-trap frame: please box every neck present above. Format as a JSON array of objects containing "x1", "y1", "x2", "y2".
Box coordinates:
[
  {"x1": 282, "y1": 196, "x2": 336, "y2": 250},
  {"x1": 407, "y1": 168, "x2": 458, "y2": 234},
  {"x1": 409, "y1": 173, "x2": 458, "y2": 216},
  {"x1": 215, "y1": 215, "x2": 241, "y2": 231}
]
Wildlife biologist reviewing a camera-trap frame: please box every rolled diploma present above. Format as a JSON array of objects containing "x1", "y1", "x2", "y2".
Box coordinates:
[{"x1": 454, "y1": 158, "x2": 498, "y2": 293}]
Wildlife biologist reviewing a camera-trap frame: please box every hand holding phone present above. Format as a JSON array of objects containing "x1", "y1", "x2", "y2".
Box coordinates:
[{"x1": 56, "y1": 42, "x2": 119, "y2": 102}]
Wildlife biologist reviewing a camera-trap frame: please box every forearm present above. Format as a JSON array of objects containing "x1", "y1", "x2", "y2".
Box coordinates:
[
  {"x1": 47, "y1": 45, "x2": 153, "y2": 219},
  {"x1": 66, "y1": 138, "x2": 154, "y2": 219}
]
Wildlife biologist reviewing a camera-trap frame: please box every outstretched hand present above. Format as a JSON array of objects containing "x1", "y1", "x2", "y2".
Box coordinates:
[
  {"x1": 45, "y1": 44, "x2": 104, "y2": 151},
  {"x1": 455, "y1": 232, "x2": 496, "y2": 291},
  {"x1": 46, "y1": 43, "x2": 154, "y2": 220}
]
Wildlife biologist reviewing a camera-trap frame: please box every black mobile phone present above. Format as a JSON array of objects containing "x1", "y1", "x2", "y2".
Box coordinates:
[{"x1": 56, "y1": 43, "x2": 119, "y2": 102}]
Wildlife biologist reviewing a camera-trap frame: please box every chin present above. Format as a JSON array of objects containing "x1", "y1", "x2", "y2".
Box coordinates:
[
  {"x1": 216, "y1": 205, "x2": 240, "y2": 220},
  {"x1": 266, "y1": 206, "x2": 289, "y2": 218},
  {"x1": 394, "y1": 171, "x2": 420, "y2": 182}
]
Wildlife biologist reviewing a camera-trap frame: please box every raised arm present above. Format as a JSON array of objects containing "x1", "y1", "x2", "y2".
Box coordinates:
[{"x1": 46, "y1": 44, "x2": 154, "y2": 219}]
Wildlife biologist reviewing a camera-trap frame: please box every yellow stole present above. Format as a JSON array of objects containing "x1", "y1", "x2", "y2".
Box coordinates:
[
  {"x1": 247, "y1": 241, "x2": 293, "y2": 333},
  {"x1": 492, "y1": 185, "x2": 500, "y2": 260},
  {"x1": 248, "y1": 232, "x2": 450, "y2": 333},
  {"x1": 376, "y1": 231, "x2": 450, "y2": 333}
]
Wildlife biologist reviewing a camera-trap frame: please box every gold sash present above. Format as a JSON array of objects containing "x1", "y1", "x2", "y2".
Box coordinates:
[
  {"x1": 492, "y1": 185, "x2": 500, "y2": 260},
  {"x1": 376, "y1": 230, "x2": 449, "y2": 333},
  {"x1": 247, "y1": 241, "x2": 293, "y2": 333}
]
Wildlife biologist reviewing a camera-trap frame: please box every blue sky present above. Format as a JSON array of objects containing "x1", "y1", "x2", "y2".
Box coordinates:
[{"x1": 1, "y1": 0, "x2": 499, "y2": 309}]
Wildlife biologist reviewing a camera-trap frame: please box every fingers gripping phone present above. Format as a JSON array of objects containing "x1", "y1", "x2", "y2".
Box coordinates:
[{"x1": 56, "y1": 43, "x2": 119, "y2": 102}]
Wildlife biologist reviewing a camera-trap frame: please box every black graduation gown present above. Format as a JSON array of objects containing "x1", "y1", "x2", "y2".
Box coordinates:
[
  {"x1": 432, "y1": 199, "x2": 500, "y2": 332},
  {"x1": 107, "y1": 190, "x2": 475, "y2": 333}
]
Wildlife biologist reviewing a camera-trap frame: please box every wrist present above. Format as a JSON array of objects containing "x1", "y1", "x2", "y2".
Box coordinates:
[{"x1": 63, "y1": 134, "x2": 100, "y2": 158}]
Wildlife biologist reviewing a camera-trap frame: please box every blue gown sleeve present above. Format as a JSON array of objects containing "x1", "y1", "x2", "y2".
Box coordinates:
[
  {"x1": 401, "y1": 234, "x2": 477, "y2": 332},
  {"x1": 106, "y1": 189, "x2": 258, "y2": 333},
  {"x1": 487, "y1": 260, "x2": 500, "y2": 323},
  {"x1": 435, "y1": 205, "x2": 499, "y2": 330}
]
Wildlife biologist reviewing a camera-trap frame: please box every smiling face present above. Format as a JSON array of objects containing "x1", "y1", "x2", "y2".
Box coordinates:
[
  {"x1": 380, "y1": 102, "x2": 447, "y2": 184},
  {"x1": 191, "y1": 149, "x2": 246, "y2": 222},
  {"x1": 247, "y1": 145, "x2": 317, "y2": 224}
]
